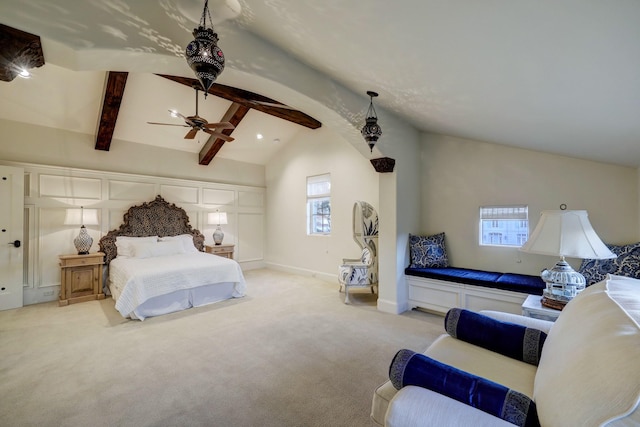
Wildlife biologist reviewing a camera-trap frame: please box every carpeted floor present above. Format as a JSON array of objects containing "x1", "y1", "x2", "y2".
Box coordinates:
[{"x1": 0, "y1": 269, "x2": 444, "y2": 427}]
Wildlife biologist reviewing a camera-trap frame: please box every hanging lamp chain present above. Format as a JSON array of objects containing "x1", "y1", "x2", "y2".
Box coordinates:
[{"x1": 199, "y1": 0, "x2": 213, "y2": 29}]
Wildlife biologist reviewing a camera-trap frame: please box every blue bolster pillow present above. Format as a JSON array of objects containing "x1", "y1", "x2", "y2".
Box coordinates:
[
  {"x1": 445, "y1": 308, "x2": 546, "y2": 366},
  {"x1": 389, "y1": 349, "x2": 540, "y2": 427}
]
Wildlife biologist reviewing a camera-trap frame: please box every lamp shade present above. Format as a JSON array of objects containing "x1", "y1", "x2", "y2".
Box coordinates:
[
  {"x1": 207, "y1": 212, "x2": 228, "y2": 225},
  {"x1": 520, "y1": 210, "x2": 615, "y2": 260},
  {"x1": 64, "y1": 208, "x2": 99, "y2": 226}
]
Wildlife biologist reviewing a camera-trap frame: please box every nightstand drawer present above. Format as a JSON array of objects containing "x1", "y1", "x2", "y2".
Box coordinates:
[{"x1": 205, "y1": 244, "x2": 234, "y2": 259}]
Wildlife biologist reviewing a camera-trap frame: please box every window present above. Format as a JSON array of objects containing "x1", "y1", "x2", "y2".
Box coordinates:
[
  {"x1": 307, "y1": 174, "x2": 331, "y2": 235},
  {"x1": 479, "y1": 205, "x2": 528, "y2": 247}
]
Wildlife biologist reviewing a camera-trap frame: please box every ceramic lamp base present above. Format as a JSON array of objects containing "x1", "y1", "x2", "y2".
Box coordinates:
[
  {"x1": 74, "y1": 226, "x2": 93, "y2": 255},
  {"x1": 213, "y1": 226, "x2": 224, "y2": 245}
]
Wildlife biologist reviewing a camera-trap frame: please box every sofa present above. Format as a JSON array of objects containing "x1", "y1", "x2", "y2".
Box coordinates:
[{"x1": 371, "y1": 274, "x2": 640, "y2": 426}]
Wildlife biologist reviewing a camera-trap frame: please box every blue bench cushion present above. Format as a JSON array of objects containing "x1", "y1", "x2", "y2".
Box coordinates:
[{"x1": 405, "y1": 267, "x2": 544, "y2": 295}]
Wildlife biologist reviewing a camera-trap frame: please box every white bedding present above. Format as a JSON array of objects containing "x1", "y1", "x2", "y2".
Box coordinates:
[{"x1": 109, "y1": 252, "x2": 246, "y2": 319}]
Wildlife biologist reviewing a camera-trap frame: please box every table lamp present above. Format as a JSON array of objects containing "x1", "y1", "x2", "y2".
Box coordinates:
[
  {"x1": 520, "y1": 210, "x2": 616, "y2": 309},
  {"x1": 207, "y1": 211, "x2": 228, "y2": 245},
  {"x1": 64, "y1": 206, "x2": 99, "y2": 255}
]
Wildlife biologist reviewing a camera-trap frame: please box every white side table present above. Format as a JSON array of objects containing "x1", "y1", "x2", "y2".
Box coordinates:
[{"x1": 521, "y1": 294, "x2": 561, "y2": 322}]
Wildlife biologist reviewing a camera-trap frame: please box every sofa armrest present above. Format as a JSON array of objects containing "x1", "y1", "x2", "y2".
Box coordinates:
[
  {"x1": 386, "y1": 386, "x2": 515, "y2": 427},
  {"x1": 479, "y1": 310, "x2": 554, "y2": 334}
]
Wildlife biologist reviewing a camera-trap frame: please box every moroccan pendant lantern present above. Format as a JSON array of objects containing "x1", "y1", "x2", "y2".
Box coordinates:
[
  {"x1": 361, "y1": 91, "x2": 382, "y2": 152},
  {"x1": 185, "y1": 0, "x2": 225, "y2": 96}
]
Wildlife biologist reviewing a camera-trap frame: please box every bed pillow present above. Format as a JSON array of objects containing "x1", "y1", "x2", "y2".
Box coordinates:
[
  {"x1": 389, "y1": 349, "x2": 539, "y2": 427},
  {"x1": 409, "y1": 232, "x2": 449, "y2": 268},
  {"x1": 115, "y1": 236, "x2": 159, "y2": 258},
  {"x1": 130, "y1": 240, "x2": 186, "y2": 259},
  {"x1": 579, "y1": 242, "x2": 640, "y2": 285},
  {"x1": 159, "y1": 234, "x2": 199, "y2": 253}
]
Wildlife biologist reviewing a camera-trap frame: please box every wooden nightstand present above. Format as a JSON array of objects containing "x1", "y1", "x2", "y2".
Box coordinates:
[
  {"x1": 59, "y1": 252, "x2": 105, "y2": 306},
  {"x1": 521, "y1": 294, "x2": 561, "y2": 322},
  {"x1": 205, "y1": 244, "x2": 235, "y2": 259}
]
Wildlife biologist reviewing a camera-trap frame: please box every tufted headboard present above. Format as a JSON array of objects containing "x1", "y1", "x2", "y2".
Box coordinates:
[{"x1": 99, "y1": 195, "x2": 205, "y2": 265}]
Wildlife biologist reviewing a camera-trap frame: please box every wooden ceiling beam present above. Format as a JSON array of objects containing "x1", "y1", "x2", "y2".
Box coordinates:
[
  {"x1": 199, "y1": 102, "x2": 250, "y2": 165},
  {"x1": 157, "y1": 74, "x2": 321, "y2": 130},
  {"x1": 0, "y1": 23, "x2": 45, "y2": 82},
  {"x1": 95, "y1": 71, "x2": 128, "y2": 151}
]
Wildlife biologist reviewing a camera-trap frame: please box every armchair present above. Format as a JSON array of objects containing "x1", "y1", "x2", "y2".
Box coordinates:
[{"x1": 339, "y1": 247, "x2": 377, "y2": 303}]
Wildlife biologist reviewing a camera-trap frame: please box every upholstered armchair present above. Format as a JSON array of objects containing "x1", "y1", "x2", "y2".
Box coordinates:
[{"x1": 338, "y1": 247, "x2": 377, "y2": 303}]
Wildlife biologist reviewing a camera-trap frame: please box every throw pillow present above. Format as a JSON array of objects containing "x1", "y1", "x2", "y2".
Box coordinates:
[
  {"x1": 445, "y1": 308, "x2": 546, "y2": 366},
  {"x1": 389, "y1": 349, "x2": 540, "y2": 427},
  {"x1": 409, "y1": 232, "x2": 449, "y2": 268},
  {"x1": 579, "y1": 242, "x2": 640, "y2": 285}
]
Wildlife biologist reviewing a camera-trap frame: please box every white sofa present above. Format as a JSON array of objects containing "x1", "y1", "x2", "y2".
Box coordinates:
[{"x1": 371, "y1": 274, "x2": 640, "y2": 426}]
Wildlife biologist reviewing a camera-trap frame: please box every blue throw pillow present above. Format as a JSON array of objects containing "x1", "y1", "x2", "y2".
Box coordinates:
[
  {"x1": 409, "y1": 232, "x2": 449, "y2": 268},
  {"x1": 579, "y1": 242, "x2": 640, "y2": 285},
  {"x1": 445, "y1": 308, "x2": 546, "y2": 366},
  {"x1": 389, "y1": 349, "x2": 540, "y2": 427}
]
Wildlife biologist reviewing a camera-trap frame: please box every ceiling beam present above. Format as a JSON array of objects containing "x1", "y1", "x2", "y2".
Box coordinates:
[
  {"x1": 95, "y1": 72, "x2": 129, "y2": 151},
  {"x1": 157, "y1": 74, "x2": 321, "y2": 130},
  {"x1": 0, "y1": 23, "x2": 45, "y2": 82},
  {"x1": 199, "y1": 103, "x2": 250, "y2": 165}
]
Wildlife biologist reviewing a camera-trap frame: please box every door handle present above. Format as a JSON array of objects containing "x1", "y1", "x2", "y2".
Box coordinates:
[{"x1": 7, "y1": 240, "x2": 20, "y2": 248}]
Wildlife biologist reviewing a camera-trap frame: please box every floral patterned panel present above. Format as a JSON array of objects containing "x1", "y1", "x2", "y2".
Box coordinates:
[{"x1": 99, "y1": 195, "x2": 205, "y2": 265}]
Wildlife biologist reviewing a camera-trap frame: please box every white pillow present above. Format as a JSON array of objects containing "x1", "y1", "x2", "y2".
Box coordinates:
[
  {"x1": 115, "y1": 236, "x2": 158, "y2": 258},
  {"x1": 130, "y1": 240, "x2": 186, "y2": 259},
  {"x1": 159, "y1": 234, "x2": 199, "y2": 253}
]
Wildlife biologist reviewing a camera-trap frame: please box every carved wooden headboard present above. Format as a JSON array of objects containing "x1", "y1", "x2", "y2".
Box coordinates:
[{"x1": 99, "y1": 195, "x2": 205, "y2": 264}]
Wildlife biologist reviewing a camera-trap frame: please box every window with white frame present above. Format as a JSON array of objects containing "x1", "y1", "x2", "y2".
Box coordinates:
[
  {"x1": 307, "y1": 174, "x2": 331, "y2": 235},
  {"x1": 479, "y1": 205, "x2": 528, "y2": 247}
]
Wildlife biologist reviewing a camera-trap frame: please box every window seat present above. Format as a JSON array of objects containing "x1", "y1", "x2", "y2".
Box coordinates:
[{"x1": 405, "y1": 267, "x2": 545, "y2": 315}]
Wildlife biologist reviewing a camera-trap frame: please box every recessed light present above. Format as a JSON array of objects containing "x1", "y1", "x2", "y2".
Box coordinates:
[
  {"x1": 256, "y1": 133, "x2": 264, "y2": 140},
  {"x1": 18, "y1": 69, "x2": 31, "y2": 79}
]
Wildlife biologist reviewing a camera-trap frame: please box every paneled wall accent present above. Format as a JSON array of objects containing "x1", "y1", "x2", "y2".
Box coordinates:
[{"x1": 6, "y1": 161, "x2": 265, "y2": 306}]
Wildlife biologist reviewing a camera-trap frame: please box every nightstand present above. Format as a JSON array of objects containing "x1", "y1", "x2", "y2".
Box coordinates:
[
  {"x1": 59, "y1": 252, "x2": 105, "y2": 306},
  {"x1": 205, "y1": 244, "x2": 235, "y2": 259},
  {"x1": 521, "y1": 294, "x2": 561, "y2": 322}
]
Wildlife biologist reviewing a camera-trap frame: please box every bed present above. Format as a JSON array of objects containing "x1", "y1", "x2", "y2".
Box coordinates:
[{"x1": 99, "y1": 196, "x2": 246, "y2": 320}]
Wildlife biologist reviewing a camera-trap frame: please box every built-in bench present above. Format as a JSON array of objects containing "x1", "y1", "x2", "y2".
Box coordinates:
[{"x1": 405, "y1": 267, "x2": 545, "y2": 315}]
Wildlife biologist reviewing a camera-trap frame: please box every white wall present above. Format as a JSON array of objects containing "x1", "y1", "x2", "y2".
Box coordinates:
[
  {"x1": 265, "y1": 126, "x2": 379, "y2": 281},
  {"x1": 420, "y1": 133, "x2": 639, "y2": 275},
  {"x1": 0, "y1": 119, "x2": 265, "y2": 187}
]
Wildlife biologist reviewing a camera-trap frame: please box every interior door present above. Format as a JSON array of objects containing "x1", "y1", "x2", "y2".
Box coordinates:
[{"x1": 0, "y1": 166, "x2": 24, "y2": 311}]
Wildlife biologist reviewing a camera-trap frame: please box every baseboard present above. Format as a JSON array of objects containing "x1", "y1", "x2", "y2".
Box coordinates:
[
  {"x1": 377, "y1": 298, "x2": 408, "y2": 314},
  {"x1": 238, "y1": 260, "x2": 267, "y2": 271},
  {"x1": 264, "y1": 262, "x2": 338, "y2": 283}
]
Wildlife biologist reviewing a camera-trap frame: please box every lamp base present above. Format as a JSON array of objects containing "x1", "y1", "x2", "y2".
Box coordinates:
[
  {"x1": 213, "y1": 226, "x2": 224, "y2": 245},
  {"x1": 541, "y1": 296, "x2": 567, "y2": 311},
  {"x1": 539, "y1": 258, "x2": 586, "y2": 306},
  {"x1": 74, "y1": 226, "x2": 93, "y2": 255}
]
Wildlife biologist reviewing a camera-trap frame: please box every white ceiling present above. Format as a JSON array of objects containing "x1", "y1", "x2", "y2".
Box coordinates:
[{"x1": 1, "y1": 0, "x2": 640, "y2": 166}]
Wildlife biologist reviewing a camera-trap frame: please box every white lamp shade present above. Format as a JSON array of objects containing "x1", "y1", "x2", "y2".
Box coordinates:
[
  {"x1": 64, "y1": 208, "x2": 99, "y2": 226},
  {"x1": 207, "y1": 212, "x2": 228, "y2": 225},
  {"x1": 520, "y1": 210, "x2": 616, "y2": 259}
]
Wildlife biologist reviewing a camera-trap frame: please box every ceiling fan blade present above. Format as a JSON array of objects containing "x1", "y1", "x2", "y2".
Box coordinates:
[
  {"x1": 203, "y1": 122, "x2": 235, "y2": 130},
  {"x1": 184, "y1": 128, "x2": 199, "y2": 139},
  {"x1": 203, "y1": 129, "x2": 235, "y2": 142},
  {"x1": 147, "y1": 122, "x2": 190, "y2": 127}
]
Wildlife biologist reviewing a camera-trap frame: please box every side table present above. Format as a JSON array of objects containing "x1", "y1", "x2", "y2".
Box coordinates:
[
  {"x1": 205, "y1": 244, "x2": 235, "y2": 259},
  {"x1": 521, "y1": 294, "x2": 561, "y2": 321},
  {"x1": 59, "y1": 252, "x2": 105, "y2": 306}
]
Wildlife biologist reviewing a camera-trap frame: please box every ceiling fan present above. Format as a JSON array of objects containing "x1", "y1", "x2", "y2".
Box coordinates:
[{"x1": 147, "y1": 86, "x2": 235, "y2": 141}]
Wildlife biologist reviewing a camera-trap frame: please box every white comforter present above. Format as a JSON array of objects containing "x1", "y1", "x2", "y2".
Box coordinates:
[{"x1": 109, "y1": 252, "x2": 246, "y2": 317}]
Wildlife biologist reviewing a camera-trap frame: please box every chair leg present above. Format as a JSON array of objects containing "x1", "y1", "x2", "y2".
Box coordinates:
[{"x1": 344, "y1": 287, "x2": 351, "y2": 304}]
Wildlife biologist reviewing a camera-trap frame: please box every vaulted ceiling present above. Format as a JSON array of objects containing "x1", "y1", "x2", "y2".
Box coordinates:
[{"x1": 1, "y1": 1, "x2": 640, "y2": 167}]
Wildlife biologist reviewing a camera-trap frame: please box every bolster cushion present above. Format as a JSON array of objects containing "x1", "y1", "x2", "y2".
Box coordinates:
[
  {"x1": 389, "y1": 349, "x2": 540, "y2": 427},
  {"x1": 445, "y1": 308, "x2": 546, "y2": 366}
]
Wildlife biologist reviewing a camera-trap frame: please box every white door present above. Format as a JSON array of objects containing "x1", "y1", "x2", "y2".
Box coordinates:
[{"x1": 0, "y1": 166, "x2": 24, "y2": 311}]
